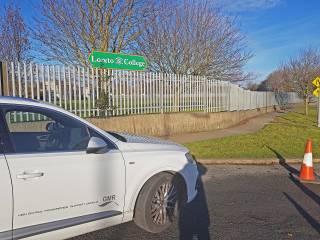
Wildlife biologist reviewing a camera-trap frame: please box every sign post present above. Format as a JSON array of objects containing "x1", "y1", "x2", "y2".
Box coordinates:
[
  {"x1": 0, "y1": 62, "x2": 3, "y2": 96},
  {"x1": 312, "y1": 77, "x2": 320, "y2": 127},
  {"x1": 88, "y1": 51, "x2": 147, "y2": 71}
]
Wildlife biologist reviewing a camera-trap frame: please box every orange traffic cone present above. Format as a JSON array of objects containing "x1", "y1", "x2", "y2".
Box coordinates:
[{"x1": 299, "y1": 139, "x2": 316, "y2": 181}]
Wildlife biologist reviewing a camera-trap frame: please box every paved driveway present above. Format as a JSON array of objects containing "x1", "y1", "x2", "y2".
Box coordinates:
[
  {"x1": 163, "y1": 111, "x2": 280, "y2": 144},
  {"x1": 71, "y1": 164, "x2": 320, "y2": 240}
]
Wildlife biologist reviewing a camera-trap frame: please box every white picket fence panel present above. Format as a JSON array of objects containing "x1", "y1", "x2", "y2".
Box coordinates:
[{"x1": 1, "y1": 62, "x2": 301, "y2": 118}]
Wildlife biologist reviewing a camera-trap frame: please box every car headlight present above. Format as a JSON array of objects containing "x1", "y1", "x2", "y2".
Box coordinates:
[{"x1": 185, "y1": 152, "x2": 196, "y2": 164}]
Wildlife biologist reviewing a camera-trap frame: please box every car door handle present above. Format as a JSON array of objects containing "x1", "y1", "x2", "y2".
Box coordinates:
[{"x1": 17, "y1": 172, "x2": 44, "y2": 180}]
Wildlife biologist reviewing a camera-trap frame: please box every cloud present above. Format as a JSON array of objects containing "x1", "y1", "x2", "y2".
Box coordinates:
[{"x1": 218, "y1": 0, "x2": 282, "y2": 12}]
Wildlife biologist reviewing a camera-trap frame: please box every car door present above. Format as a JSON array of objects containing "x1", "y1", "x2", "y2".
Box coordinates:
[
  {"x1": 2, "y1": 105, "x2": 125, "y2": 239},
  {"x1": 0, "y1": 109, "x2": 13, "y2": 240}
]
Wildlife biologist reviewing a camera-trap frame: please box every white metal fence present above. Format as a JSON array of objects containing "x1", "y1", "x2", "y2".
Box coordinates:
[{"x1": 0, "y1": 62, "x2": 301, "y2": 118}]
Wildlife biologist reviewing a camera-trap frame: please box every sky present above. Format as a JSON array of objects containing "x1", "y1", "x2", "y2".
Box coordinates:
[
  {"x1": 219, "y1": 0, "x2": 320, "y2": 82},
  {"x1": 3, "y1": 0, "x2": 320, "y2": 83}
]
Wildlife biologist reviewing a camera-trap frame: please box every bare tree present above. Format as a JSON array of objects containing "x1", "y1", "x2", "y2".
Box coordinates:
[
  {"x1": 32, "y1": 0, "x2": 160, "y2": 66},
  {"x1": 264, "y1": 68, "x2": 293, "y2": 109},
  {"x1": 0, "y1": 3, "x2": 30, "y2": 62},
  {"x1": 245, "y1": 81, "x2": 259, "y2": 91},
  {"x1": 136, "y1": 0, "x2": 252, "y2": 81},
  {"x1": 268, "y1": 47, "x2": 320, "y2": 115},
  {"x1": 287, "y1": 48, "x2": 320, "y2": 115},
  {"x1": 265, "y1": 68, "x2": 291, "y2": 92}
]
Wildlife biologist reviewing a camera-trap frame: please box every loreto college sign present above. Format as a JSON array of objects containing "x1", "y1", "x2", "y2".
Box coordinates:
[{"x1": 89, "y1": 51, "x2": 147, "y2": 71}]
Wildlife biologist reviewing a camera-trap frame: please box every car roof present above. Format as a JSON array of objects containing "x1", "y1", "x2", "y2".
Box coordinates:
[
  {"x1": 0, "y1": 96, "x2": 39, "y2": 104},
  {"x1": 0, "y1": 96, "x2": 57, "y2": 109},
  {"x1": 0, "y1": 96, "x2": 38, "y2": 102},
  {"x1": 0, "y1": 96, "x2": 75, "y2": 118}
]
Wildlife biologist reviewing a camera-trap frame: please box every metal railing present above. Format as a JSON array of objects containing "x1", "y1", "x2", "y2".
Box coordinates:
[{"x1": 0, "y1": 62, "x2": 301, "y2": 117}]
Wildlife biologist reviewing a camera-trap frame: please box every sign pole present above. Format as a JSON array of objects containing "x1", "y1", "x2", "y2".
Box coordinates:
[
  {"x1": 318, "y1": 93, "x2": 320, "y2": 127},
  {"x1": 312, "y1": 76, "x2": 320, "y2": 127}
]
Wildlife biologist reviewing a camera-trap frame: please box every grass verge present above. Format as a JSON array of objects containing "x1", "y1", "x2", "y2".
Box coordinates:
[{"x1": 185, "y1": 105, "x2": 320, "y2": 159}]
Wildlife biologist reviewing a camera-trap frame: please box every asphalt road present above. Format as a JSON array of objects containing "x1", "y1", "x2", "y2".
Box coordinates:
[{"x1": 72, "y1": 163, "x2": 320, "y2": 240}]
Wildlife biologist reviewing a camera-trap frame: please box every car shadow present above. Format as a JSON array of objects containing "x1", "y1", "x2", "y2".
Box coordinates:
[{"x1": 177, "y1": 161, "x2": 211, "y2": 240}]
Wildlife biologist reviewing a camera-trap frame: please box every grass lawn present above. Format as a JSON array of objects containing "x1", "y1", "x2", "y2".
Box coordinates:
[{"x1": 185, "y1": 105, "x2": 320, "y2": 159}]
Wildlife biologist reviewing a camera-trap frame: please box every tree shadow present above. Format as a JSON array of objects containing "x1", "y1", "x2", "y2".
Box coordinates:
[
  {"x1": 267, "y1": 146, "x2": 320, "y2": 234},
  {"x1": 277, "y1": 116, "x2": 315, "y2": 128},
  {"x1": 290, "y1": 111, "x2": 312, "y2": 117},
  {"x1": 283, "y1": 192, "x2": 320, "y2": 234},
  {"x1": 267, "y1": 145, "x2": 320, "y2": 206},
  {"x1": 282, "y1": 109, "x2": 318, "y2": 123},
  {"x1": 265, "y1": 145, "x2": 299, "y2": 176},
  {"x1": 177, "y1": 161, "x2": 211, "y2": 240},
  {"x1": 288, "y1": 174, "x2": 320, "y2": 208}
]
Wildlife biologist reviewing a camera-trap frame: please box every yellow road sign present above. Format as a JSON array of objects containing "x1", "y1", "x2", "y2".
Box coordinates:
[
  {"x1": 312, "y1": 77, "x2": 320, "y2": 87},
  {"x1": 313, "y1": 88, "x2": 320, "y2": 97}
]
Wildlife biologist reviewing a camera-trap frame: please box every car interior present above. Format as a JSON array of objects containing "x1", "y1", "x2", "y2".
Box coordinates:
[{"x1": 5, "y1": 111, "x2": 91, "y2": 153}]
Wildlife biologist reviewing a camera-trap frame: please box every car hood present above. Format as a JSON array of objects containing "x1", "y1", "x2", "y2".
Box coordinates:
[{"x1": 108, "y1": 132, "x2": 188, "y2": 152}]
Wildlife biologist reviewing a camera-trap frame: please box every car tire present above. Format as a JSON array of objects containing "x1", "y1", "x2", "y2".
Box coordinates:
[{"x1": 134, "y1": 172, "x2": 186, "y2": 233}]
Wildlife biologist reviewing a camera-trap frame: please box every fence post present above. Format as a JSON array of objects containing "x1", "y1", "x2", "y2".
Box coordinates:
[
  {"x1": 203, "y1": 77, "x2": 207, "y2": 112},
  {"x1": 237, "y1": 87, "x2": 240, "y2": 111},
  {"x1": 0, "y1": 61, "x2": 9, "y2": 96},
  {"x1": 265, "y1": 91, "x2": 268, "y2": 112},
  {"x1": 160, "y1": 73, "x2": 164, "y2": 114},
  {"x1": 228, "y1": 82, "x2": 231, "y2": 111}
]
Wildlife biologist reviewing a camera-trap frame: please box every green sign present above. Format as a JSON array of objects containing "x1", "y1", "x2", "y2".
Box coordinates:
[{"x1": 88, "y1": 51, "x2": 147, "y2": 71}]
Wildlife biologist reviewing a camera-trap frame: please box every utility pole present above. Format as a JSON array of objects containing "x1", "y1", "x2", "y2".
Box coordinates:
[
  {"x1": 312, "y1": 77, "x2": 320, "y2": 127},
  {"x1": 318, "y1": 93, "x2": 320, "y2": 127}
]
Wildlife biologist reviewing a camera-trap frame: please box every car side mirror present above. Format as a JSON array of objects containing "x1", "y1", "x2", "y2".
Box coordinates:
[{"x1": 86, "y1": 137, "x2": 108, "y2": 154}]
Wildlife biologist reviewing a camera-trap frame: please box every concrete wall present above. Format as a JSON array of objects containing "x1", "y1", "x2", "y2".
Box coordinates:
[
  {"x1": 8, "y1": 121, "x2": 49, "y2": 132},
  {"x1": 87, "y1": 106, "x2": 276, "y2": 137}
]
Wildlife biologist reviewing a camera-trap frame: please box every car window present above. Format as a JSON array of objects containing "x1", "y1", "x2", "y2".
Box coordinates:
[
  {"x1": 5, "y1": 109, "x2": 91, "y2": 153},
  {"x1": 0, "y1": 109, "x2": 13, "y2": 153},
  {"x1": 0, "y1": 114, "x2": 5, "y2": 153}
]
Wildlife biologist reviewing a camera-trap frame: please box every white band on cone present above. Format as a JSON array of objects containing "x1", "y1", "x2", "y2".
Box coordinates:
[{"x1": 303, "y1": 152, "x2": 313, "y2": 167}]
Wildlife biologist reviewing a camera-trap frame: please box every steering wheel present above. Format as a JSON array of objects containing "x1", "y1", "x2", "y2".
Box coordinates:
[{"x1": 45, "y1": 122, "x2": 63, "y2": 150}]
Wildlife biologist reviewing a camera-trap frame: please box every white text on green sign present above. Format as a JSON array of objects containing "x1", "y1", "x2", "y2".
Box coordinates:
[{"x1": 89, "y1": 51, "x2": 147, "y2": 71}]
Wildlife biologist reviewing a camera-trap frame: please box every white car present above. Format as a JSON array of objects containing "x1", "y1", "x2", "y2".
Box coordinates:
[{"x1": 0, "y1": 96, "x2": 198, "y2": 240}]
